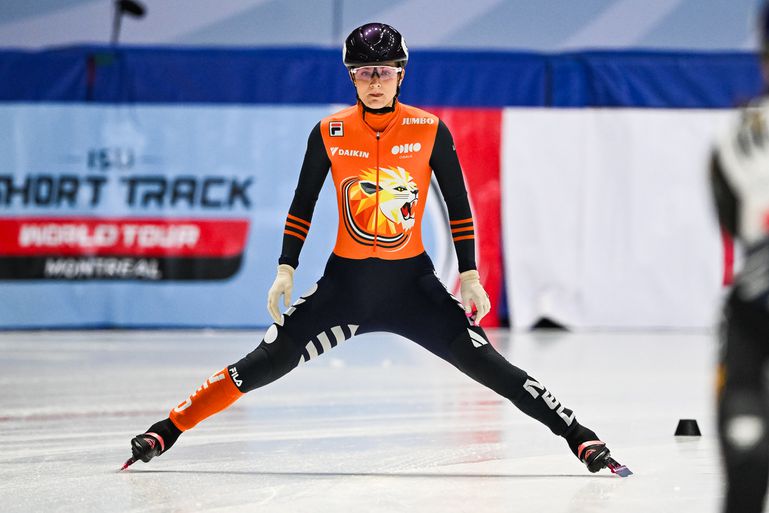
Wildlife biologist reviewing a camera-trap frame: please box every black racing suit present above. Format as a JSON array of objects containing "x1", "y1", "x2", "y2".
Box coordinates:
[{"x1": 712, "y1": 137, "x2": 769, "y2": 513}]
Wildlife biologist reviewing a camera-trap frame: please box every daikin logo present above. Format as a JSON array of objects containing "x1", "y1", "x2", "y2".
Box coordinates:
[
  {"x1": 330, "y1": 147, "x2": 369, "y2": 158},
  {"x1": 391, "y1": 143, "x2": 422, "y2": 155}
]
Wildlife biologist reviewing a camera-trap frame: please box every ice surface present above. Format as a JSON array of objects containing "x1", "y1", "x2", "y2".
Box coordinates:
[{"x1": 0, "y1": 329, "x2": 721, "y2": 513}]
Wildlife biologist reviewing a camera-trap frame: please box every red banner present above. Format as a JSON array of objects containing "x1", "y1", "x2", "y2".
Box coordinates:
[
  {"x1": 427, "y1": 108, "x2": 504, "y2": 327},
  {"x1": 0, "y1": 217, "x2": 249, "y2": 257}
]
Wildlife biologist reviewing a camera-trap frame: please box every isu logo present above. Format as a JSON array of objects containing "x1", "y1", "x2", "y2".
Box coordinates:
[{"x1": 391, "y1": 143, "x2": 421, "y2": 155}]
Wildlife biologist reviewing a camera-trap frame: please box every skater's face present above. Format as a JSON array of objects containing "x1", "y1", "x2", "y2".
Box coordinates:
[{"x1": 350, "y1": 61, "x2": 404, "y2": 110}]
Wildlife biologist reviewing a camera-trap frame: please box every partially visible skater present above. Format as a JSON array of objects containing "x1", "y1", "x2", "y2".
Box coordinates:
[
  {"x1": 123, "y1": 23, "x2": 630, "y2": 477},
  {"x1": 713, "y1": 3, "x2": 769, "y2": 511}
]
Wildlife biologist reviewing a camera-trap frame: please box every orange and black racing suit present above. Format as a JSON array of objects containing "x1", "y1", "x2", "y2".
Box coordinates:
[{"x1": 167, "y1": 102, "x2": 594, "y2": 451}]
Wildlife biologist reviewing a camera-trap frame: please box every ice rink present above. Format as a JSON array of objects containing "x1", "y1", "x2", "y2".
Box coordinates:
[{"x1": 0, "y1": 328, "x2": 722, "y2": 513}]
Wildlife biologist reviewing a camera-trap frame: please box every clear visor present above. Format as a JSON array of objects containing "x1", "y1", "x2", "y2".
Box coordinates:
[{"x1": 351, "y1": 66, "x2": 402, "y2": 82}]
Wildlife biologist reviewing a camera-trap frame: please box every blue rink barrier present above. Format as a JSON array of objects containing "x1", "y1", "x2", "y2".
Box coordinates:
[
  {"x1": 0, "y1": 47, "x2": 762, "y2": 329},
  {"x1": 0, "y1": 46, "x2": 761, "y2": 108}
]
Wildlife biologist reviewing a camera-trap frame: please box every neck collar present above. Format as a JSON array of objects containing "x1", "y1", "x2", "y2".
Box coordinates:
[
  {"x1": 357, "y1": 100, "x2": 400, "y2": 132},
  {"x1": 360, "y1": 100, "x2": 396, "y2": 115}
]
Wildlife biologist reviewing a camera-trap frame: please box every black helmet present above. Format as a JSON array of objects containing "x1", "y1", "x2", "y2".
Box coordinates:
[{"x1": 343, "y1": 23, "x2": 409, "y2": 68}]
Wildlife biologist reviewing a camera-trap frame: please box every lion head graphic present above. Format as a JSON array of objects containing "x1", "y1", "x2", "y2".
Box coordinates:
[{"x1": 341, "y1": 166, "x2": 419, "y2": 249}]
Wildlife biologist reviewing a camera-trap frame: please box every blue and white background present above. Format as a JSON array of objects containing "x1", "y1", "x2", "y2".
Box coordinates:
[
  {"x1": 0, "y1": 1, "x2": 765, "y2": 329},
  {"x1": 0, "y1": 0, "x2": 763, "y2": 51}
]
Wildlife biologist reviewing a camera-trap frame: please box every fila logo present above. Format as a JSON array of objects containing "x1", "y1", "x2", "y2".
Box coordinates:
[
  {"x1": 522, "y1": 378, "x2": 575, "y2": 426},
  {"x1": 329, "y1": 121, "x2": 344, "y2": 137},
  {"x1": 391, "y1": 142, "x2": 421, "y2": 155},
  {"x1": 402, "y1": 117, "x2": 435, "y2": 125},
  {"x1": 330, "y1": 147, "x2": 370, "y2": 158}
]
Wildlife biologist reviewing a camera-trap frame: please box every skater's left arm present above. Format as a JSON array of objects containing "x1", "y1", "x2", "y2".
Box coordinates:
[
  {"x1": 431, "y1": 120, "x2": 476, "y2": 273},
  {"x1": 430, "y1": 120, "x2": 491, "y2": 323}
]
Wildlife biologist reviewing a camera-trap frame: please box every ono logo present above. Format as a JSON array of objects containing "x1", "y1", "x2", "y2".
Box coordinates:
[
  {"x1": 391, "y1": 142, "x2": 422, "y2": 155},
  {"x1": 330, "y1": 147, "x2": 370, "y2": 158}
]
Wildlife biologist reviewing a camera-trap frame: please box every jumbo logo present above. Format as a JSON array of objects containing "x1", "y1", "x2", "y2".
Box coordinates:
[
  {"x1": 391, "y1": 143, "x2": 422, "y2": 155},
  {"x1": 340, "y1": 166, "x2": 419, "y2": 250},
  {"x1": 402, "y1": 117, "x2": 435, "y2": 125}
]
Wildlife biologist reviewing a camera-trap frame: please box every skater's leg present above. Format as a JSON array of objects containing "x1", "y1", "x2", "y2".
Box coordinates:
[
  {"x1": 393, "y1": 268, "x2": 613, "y2": 472},
  {"x1": 446, "y1": 326, "x2": 574, "y2": 434},
  {"x1": 718, "y1": 296, "x2": 769, "y2": 513},
  {"x1": 170, "y1": 320, "x2": 311, "y2": 432},
  {"x1": 169, "y1": 367, "x2": 246, "y2": 431},
  {"x1": 444, "y1": 326, "x2": 611, "y2": 471},
  {"x1": 127, "y1": 268, "x2": 356, "y2": 466},
  {"x1": 127, "y1": 336, "x2": 301, "y2": 467}
]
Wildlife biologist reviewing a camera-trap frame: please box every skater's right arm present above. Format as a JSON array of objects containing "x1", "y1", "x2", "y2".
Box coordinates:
[
  {"x1": 278, "y1": 122, "x2": 332, "y2": 269},
  {"x1": 268, "y1": 264, "x2": 295, "y2": 323},
  {"x1": 268, "y1": 122, "x2": 331, "y2": 322}
]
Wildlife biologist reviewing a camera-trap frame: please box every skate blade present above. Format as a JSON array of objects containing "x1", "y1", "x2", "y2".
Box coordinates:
[
  {"x1": 606, "y1": 457, "x2": 632, "y2": 477},
  {"x1": 119, "y1": 457, "x2": 136, "y2": 472}
]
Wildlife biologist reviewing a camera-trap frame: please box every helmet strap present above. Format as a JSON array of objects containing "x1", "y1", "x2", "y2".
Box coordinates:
[{"x1": 358, "y1": 96, "x2": 397, "y2": 115}]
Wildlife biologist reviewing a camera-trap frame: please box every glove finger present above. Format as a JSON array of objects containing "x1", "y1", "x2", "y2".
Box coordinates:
[
  {"x1": 471, "y1": 298, "x2": 482, "y2": 322},
  {"x1": 284, "y1": 287, "x2": 292, "y2": 308},
  {"x1": 476, "y1": 302, "x2": 489, "y2": 323},
  {"x1": 267, "y1": 290, "x2": 280, "y2": 323},
  {"x1": 268, "y1": 302, "x2": 280, "y2": 324},
  {"x1": 476, "y1": 295, "x2": 491, "y2": 323}
]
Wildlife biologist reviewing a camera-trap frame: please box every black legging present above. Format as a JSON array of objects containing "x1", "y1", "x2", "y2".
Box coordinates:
[
  {"x1": 719, "y1": 291, "x2": 769, "y2": 513},
  {"x1": 227, "y1": 252, "x2": 577, "y2": 437}
]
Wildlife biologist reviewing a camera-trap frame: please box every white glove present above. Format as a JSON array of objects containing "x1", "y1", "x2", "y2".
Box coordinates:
[
  {"x1": 267, "y1": 264, "x2": 294, "y2": 323},
  {"x1": 717, "y1": 105, "x2": 769, "y2": 244},
  {"x1": 460, "y1": 269, "x2": 491, "y2": 325}
]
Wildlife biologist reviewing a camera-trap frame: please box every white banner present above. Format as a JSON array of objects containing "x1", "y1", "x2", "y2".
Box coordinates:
[{"x1": 502, "y1": 108, "x2": 732, "y2": 329}]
